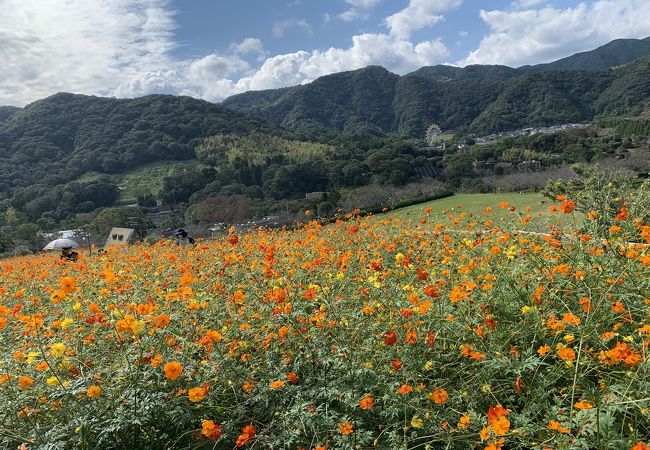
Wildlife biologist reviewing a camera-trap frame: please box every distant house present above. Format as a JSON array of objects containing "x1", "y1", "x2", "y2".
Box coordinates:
[
  {"x1": 105, "y1": 227, "x2": 136, "y2": 247},
  {"x1": 305, "y1": 192, "x2": 326, "y2": 201}
]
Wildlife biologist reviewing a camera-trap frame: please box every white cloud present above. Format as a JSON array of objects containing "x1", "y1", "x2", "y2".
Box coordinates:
[
  {"x1": 385, "y1": 0, "x2": 463, "y2": 39},
  {"x1": 460, "y1": 0, "x2": 650, "y2": 67},
  {"x1": 2, "y1": 0, "x2": 452, "y2": 106},
  {"x1": 236, "y1": 34, "x2": 449, "y2": 92},
  {"x1": 339, "y1": 9, "x2": 362, "y2": 22},
  {"x1": 116, "y1": 33, "x2": 449, "y2": 102},
  {"x1": 511, "y1": 0, "x2": 544, "y2": 8},
  {"x1": 0, "y1": 0, "x2": 177, "y2": 106},
  {"x1": 339, "y1": 0, "x2": 382, "y2": 21},
  {"x1": 230, "y1": 38, "x2": 265, "y2": 57},
  {"x1": 272, "y1": 19, "x2": 313, "y2": 38},
  {"x1": 345, "y1": 0, "x2": 381, "y2": 8}
]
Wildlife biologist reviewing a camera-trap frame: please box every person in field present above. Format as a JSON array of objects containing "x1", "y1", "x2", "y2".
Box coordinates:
[{"x1": 174, "y1": 228, "x2": 195, "y2": 246}]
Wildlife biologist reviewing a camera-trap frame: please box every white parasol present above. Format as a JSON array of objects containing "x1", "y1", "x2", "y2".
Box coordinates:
[{"x1": 43, "y1": 238, "x2": 80, "y2": 250}]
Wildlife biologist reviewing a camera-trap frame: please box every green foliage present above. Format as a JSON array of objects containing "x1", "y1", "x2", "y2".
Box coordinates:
[
  {"x1": 543, "y1": 164, "x2": 650, "y2": 238},
  {"x1": 596, "y1": 117, "x2": 650, "y2": 136},
  {"x1": 86, "y1": 206, "x2": 154, "y2": 241},
  {"x1": 195, "y1": 195, "x2": 252, "y2": 225}
]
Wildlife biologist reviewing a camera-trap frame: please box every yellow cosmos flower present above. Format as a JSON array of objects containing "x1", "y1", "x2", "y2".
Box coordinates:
[{"x1": 50, "y1": 343, "x2": 67, "y2": 358}]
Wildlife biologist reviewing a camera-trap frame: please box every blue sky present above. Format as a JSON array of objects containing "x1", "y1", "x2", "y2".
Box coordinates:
[{"x1": 1, "y1": 0, "x2": 650, "y2": 106}]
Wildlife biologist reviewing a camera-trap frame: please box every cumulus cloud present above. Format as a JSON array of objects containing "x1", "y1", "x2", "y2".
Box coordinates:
[
  {"x1": 460, "y1": 0, "x2": 650, "y2": 67},
  {"x1": 272, "y1": 19, "x2": 313, "y2": 37},
  {"x1": 338, "y1": 0, "x2": 382, "y2": 22},
  {"x1": 2, "y1": 0, "x2": 453, "y2": 106},
  {"x1": 0, "y1": 0, "x2": 177, "y2": 106},
  {"x1": 230, "y1": 38, "x2": 266, "y2": 57},
  {"x1": 116, "y1": 32, "x2": 450, "y2": 102},
  {"x1": 511, "y1": 0, "x2": 544, "y2": 8},
  {"x1": 385, "y1": 0, "x2": 463, "y2": 39},
  {"x1": 235, "y1": 34, "x2": 449, "y2": 92}
]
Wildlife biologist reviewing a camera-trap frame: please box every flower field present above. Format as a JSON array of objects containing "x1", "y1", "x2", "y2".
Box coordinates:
[{"x1": 1, "y1": 178, "x2": 649, "y2": 449}]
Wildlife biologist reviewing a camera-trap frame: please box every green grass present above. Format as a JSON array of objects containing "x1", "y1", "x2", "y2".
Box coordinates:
[
  {"x1": 394, "y1": 192, "x2": 547, "y2": 217},
  {"x1": 388, "y1": 192, "x2": 582, "y2": 230}
]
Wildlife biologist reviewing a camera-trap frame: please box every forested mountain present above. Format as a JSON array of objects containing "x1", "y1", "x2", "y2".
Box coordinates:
[
  {"x1": 223, "y1": 38, "x2": 650, "y2": 137},
  {"x1": 0, "y1": 93, "x2": 285, "y2": 225},
  {"x1": 523, "y1": 37, "x2": 650, "y2": 71},
  {"x1": 219, "y1": 66, "x2": 400, "y2": 136},
  {"x1": 0, "y1": 106, "x2": 19, "y2": 124},
  {"x1": 0, "y1": 93, "x2": 281, "y2": 185},
  {"x1": 408, "y1": 64, "x2": 518, "y2": 82}
]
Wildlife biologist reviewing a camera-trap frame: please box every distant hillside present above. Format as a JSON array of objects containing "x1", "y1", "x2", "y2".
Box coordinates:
[
  {"x1": 224, "y1": 57, "x2": 650, "y2": 137},
  {"x1": 222, "y1": 37, "x2": 650, "y2": 137},
  {"x1": 222, "y1": 66, "x2": 399, "y2": 136},
  {"x1": 523, "y1": 37, "x2": 650, "y2": 71},
  {"x1": 0, "y1": 93, "x2": 282, "y2": 184},
  {"x1": 0, "y1": 93, "x2": 284, "y2": 223},
  {"x1": 408, "y1": 64, "x2": 518, "y2": 82},
  {"x1": 0, "y1": 106, "x2": 20, "y2": 124}
]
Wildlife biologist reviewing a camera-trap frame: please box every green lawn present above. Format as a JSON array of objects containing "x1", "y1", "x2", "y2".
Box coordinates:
[
  {"x1": 394, "y1": 192, "x2": 547, "y2": 217},
  {"x1": 389, "y1": 192, "x2": 581, "y2": 230}
]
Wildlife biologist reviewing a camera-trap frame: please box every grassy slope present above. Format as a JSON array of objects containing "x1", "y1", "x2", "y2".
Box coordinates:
[
  {"x1": 77, "y1": 160, "x2": 199, "y2": 205},
  {"x1": 394, "y1": 192, "x2": 547, "y2": 217},
  {"x1": 388, "y1": 192, "x2": 581, "y2": 231}
]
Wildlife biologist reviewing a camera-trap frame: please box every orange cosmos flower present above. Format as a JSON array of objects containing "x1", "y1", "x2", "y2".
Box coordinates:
[
  {"x1": 59, "y1": 277, "x2": 76, "y2": 294},
  {"x1": 574, "y1": 400, "x2": 594, "y2": 410},
  {"x1": 458, "y1": 414, "x2": 470, "y2": 429},
  {"x1": 286, "y1": 372, "x2": 299, "y2": 384},
  {"x1": 631, "y1": 443, "x2": 650, "y2": 450},
  {"x1": 548, "y1": 420, "x2": 570, "y2": 433},
  {"x1": 201, "y1": 420, "x2": 223, "y2": 440},
  {"x1": 163, "y1": 361, "x2": 183, "y2": 380},
  {"x1": 405, "y1": 329, "x2": 417, "y2": 344},
  {"x1": 87, "y1": 385, "x2": 102, "y2": 398},
  {"x1": 491, "y1": 415, "x2": 510, "y2": 435},
  {"x1": 611, "y1": 301, "x2": 625, "y2": 313},
  {"x1": 615, "y1": 206, "x2": 628, "y2": 221},
  {"x1": 562, "y1": 312, "x2": 581, "y2": 326},
  {"x1": 235, "y1": 424, "x2": 256, "y2": 447},
  {"x1": 557, "y1": 347, "x2": 576, "y2": 362},
  {"x1": 487, "y1": 405, "x2": 509, "y2": 422},
  {"x1": 383, "y1": 330, "x2": 397, "y2": 345},
  {"x1": 397, "y1": 384, "x2": 413, "y2": 394},
  {"x1": 560, "y1": 201, "x2": 576, "y2": 214},
  {"x1": 270, "y1": 380, "x2": 286, "y2": 390},
  {"x1": 188, "y1": 386, "x2": 207, "y2": 402},
  {"x1": 0, "y1": 374, "x2": 10, "y2": 385},
  {"x1": 18, "y1": 376, "x2": 33, "y2": 389},
  {"x1": 339, "y1": 421, "x2": 353, "y2": 435},
  {"x1": 50, "y1": 289, "x2": 66, "y2": 304},
  {"x1": 429, "y1": 388, "x2": 448, "y2": 405},
  {"x1": 359, "y1": 395, "x2": 374, "y2": 410}
]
